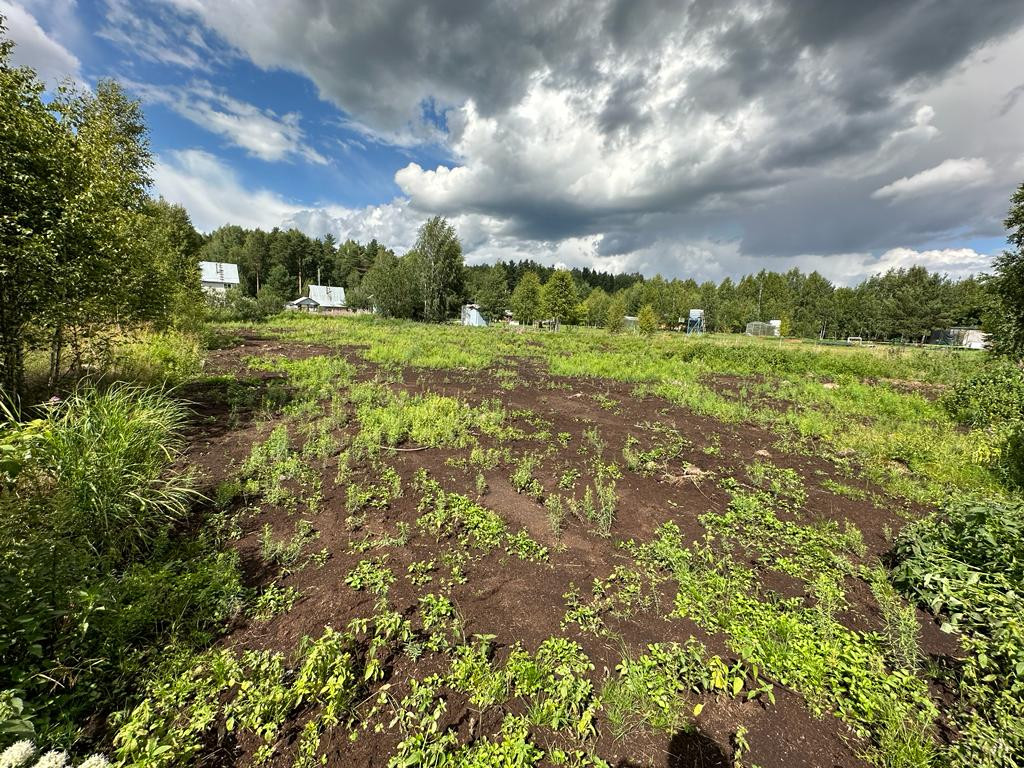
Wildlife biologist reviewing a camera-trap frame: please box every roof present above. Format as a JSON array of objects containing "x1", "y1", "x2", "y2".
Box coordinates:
[
  {"x1": 308, "y1": 284, "x2": 346, "y2": 308},
  {"x1": 199, "y1": 261, "x2": 240, "y2": 285},
  {"x1": 288, "y1": 297, "x2": 319, "y2": 306}
]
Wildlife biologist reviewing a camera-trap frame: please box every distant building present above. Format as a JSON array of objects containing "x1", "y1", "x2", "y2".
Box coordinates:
[
  {"x1": 285, "y1": 296, "x2": 320, "y2": 312},
  {"x1": 286, "y1": 285, "x2": 347, "y2": 314},
  {"x1": 928, "y1": 327, "x2": 989, "y2": 349},
  {"x1": 685, "y1": 309, "x2": 705, "y2": 335},
  {"x1": 623, "y1": 315, "x2": 638, "y2": 329},
  {"x1": 745, "y1": 320, "x2": 781, "y2": 337},
  {"x1": 200, "y1": 261, "x2": 240, "y2": 295},
  {"x1": 461, "y1": 304, "x2": 487, "y2": 327},
  {"x1": 308, "y1": 284, "x2": 346, "y2": 311}
]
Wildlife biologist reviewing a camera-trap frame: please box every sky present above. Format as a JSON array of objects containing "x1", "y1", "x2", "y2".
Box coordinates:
[{"x1": 5, "y1": 0, "x2": 1024, "y2": 284}]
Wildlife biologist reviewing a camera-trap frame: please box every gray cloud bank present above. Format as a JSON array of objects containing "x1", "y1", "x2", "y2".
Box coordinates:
[{"x1": 145, "y1": 0, "x2": 1024, "y2": 280}]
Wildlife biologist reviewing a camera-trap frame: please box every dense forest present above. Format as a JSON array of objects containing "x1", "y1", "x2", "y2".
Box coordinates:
[{"x1": 199, "y1": 219, "x2": 988, "y2": 342}]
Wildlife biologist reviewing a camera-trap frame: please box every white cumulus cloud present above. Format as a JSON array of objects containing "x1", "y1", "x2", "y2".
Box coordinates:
[
  {"x1": 872, "y1": 157, "x2": 994, "y2": 202},
  {"x1": 152, "y1": 149, "x2": 303, "y2": 231},
  {"x1": 126, "y1": 80, "x2": 327, "y2": 164},
  {"x1": 0, "y1": 0, "x2": 80, "y2": 84}
]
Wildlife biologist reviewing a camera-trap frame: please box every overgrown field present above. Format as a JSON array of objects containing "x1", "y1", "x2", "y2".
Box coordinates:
[{"x1": 3, "y1": 315, "x2": 1024, "y2": 768}]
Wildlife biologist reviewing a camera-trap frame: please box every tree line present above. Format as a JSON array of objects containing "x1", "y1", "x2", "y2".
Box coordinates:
[
  {"x1": 4, "y1": 8, "x2": 1024, "y2": 410},
  {"x1": 202, "y1": 213, "x2": 989, "y2": 342}
]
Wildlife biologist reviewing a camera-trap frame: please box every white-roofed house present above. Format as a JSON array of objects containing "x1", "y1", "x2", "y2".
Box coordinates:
[
  {"x1": 199, "y1": 261, "x2": 241, "y2": 295},
  {"x1": 293, "y1": 285, "x2": 347, "y2": 314}
]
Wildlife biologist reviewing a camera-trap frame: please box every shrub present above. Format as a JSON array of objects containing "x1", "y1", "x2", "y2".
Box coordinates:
[
  {"x1": 944, "y1": 359, "x2": 1024, "y2": 427},
  {"x1": 113, "y1": 331, "x2": 203, "y2": 386},
  {"x1": 0, "y1": 386, "x2": 241, "y2": 743},
  {"x1": 637, "y1": 304, "x2": 658, "y2": 336},
  {"x1": 892, "y1": 497, "x2": 1024, "y2": 766},
  {"x1": 944, "y1": 360, "x2": 1024, "y2": 486}
]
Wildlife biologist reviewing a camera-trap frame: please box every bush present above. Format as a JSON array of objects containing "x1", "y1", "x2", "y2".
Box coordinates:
[
  {"x1": 944, "y1": 359, "x2": 1024, "y2": 427},
  {"x1": 205, "y1": 287, "x2": 284, "y2": 323},
  {"x1": 114, "y1": 331, "x2": 203, "y2": 386},
  {"x1": 637, "y1": 303, "x2": 658, "y2": 336},
  {"x1": 944, "y1": 360, "x2": 1024, "y2": 486},
  {"x1": 0, "y1": 386, "x2": 241, "y2": 745},
  {"x1": 892, "y1": 497, "x2": 1024, "y2": 766}
]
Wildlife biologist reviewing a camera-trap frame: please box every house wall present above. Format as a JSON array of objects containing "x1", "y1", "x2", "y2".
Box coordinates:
[{"x1": 202, "y1": 282, "x2": 233, "y2": 295}]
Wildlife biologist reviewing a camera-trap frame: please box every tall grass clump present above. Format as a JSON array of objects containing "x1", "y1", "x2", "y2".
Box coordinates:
[
  {"x1": 34, "y1": 385, "x2": 195, "y2": 561},
  {"x1": 0, "y1": 385, "x2": 241, "y2": 747},
  {"x1": 112, "y1": 330, "x2": 204, "y2": 386}
]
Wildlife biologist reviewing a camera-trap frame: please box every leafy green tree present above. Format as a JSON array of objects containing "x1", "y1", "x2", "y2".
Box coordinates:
[
  {"x1": 582, "y1": 287, "x2": 611, "y2": 327},
  {"x1": 415, "y1": 216, "x2": 463, "y2": 322},
  {"x1": 135, "y1": 199, "x2": 204, "y2": 331},
  {"x1": 511, "y1": 271, "x2": 542, "y2": 325},
  {"x1": 362, "y1": 249, "x2": 421, "y2": 318},
  {"x1": 989, "y1": 181, "x2": 1024, "y2": 357},
  {"x1": 0, "y1": 37, "x2": 67, "y2": 400},
  {"x1": 239, "y1": 229, "x2": 271, "y2": 294},
  {"x1": 637, "y1": 303, "x2": 658, "y2": 336},
  {"x1": 0, "y1": 22, "x2": 156, "y2": 402},
  {"x1": 199, "y1": 225, "x2": 246, "y2": 272},
  {"x1": 605, "y1": 294, "x2": 626, "y2": 333},
  {"x1": 334, "y1": 239, "x2": 364, "y2": 289},
  {"x1": 792, "y1": 271, "x2": 834, "y2": 338},
  {"x1": 472, "y1": 263, "x2": 510, "y2": 321},
  {"x1": 541, "y1": 270, "x2": 579, "y2": 325}
]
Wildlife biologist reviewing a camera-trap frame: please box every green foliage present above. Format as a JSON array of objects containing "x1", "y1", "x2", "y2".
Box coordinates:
[
  {"x1": 0, "y1": 32, "x2": 171, "y2": 401},
  {"x1": 605, "y1": 295, "x2": 626, "y2": 334},
  {"x1": 510, "y1": 271, "x2": 542, "y2": 326},
  {"x1": 468, "y1": 263, "x2": 510, "y2": 321},
  {"x1": 345, "y1": 557, "x2": 395, "y2": 595},
  {"x1": 605, "y1": 639, "x2": 771, "y2": 734},
  {"x1": 0, "y1": 386, "x2": 241, "y2": 743},
  {"x1": 351, "y1": 382, "x2": 513, "y2": 455},
  {"x1": 16, "y1": 386, "x2": 195, "y2": 560},
  {"x1": 945, "y1": 359, "x2": 1024, "y2": 486},
  {"x1": 259, "y1": 519, "x2": 320, "y2": 569},
  {"x1": 505, "y1": 529, "x2": 549, "y2": 563},
  {"x1": 892, "y1": 497, "x2": 1024, "y2": 766},
  {"x1": 621, "y1": 519, "x2": 939, "y2": 765},
  {"x1": 510, "y1": 453, "x2": 543, "y2": 498},
  {"x1": 206, "y1": 285, "x2": 285, "y2": 323},
  {"x1": 414, "y1": 471, "x2": 547, "y2": 562},
  {"x1": 541, "y1": 270, "x2": 580, "y2": 325},
  {"x1": 986, "y1": 181, "x2": 1024, "y2": 357},
  {"x1": 945, "y1": 359, "x2": 1024, "y2": 427},
  {"x1": 240, "y1": 424, "x2": 322, "y2": 514},
  {"x1": 113, "y1": 330, "x2": 203, "y2": 386},
  {"x1": 414, "y1": 216, "x2": 464, "y2": 322},
  {"x1": 361, "y1": 248, "x2": 421, "y2": 319},
  {"x1": 636, "y1": 304, "x2": 658, "y2": 336},
  {"x1": 113, "y1": 626, "x2": 364, "y2": 768},
  {"x1": 252, "y1": 583, "x2": 300, "y2": 621}
]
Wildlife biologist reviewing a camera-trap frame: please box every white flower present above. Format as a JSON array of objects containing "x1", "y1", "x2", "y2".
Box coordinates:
[
  {"x1": 0, "y1": 741, "x2": 36, "y2": 768},
  {"x1": 31, "y1": 752, "x2": 68, "y2": 768},
  {"x1": 76, "y1": 757, "x2": 110, "y2": 768}
]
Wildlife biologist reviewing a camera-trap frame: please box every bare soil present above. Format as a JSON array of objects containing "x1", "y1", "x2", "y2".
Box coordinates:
[{"x1": 177, "y1": 332, "x2": 957, "y2": 768}]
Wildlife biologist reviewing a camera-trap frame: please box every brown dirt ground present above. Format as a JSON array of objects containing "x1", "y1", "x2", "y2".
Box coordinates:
[{"x1": 174, "y1": 331, "x2": 960, "y2": 768}]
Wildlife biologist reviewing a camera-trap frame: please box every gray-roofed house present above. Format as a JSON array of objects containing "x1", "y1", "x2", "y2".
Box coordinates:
[
  {"x1": 285, "y1": 296, "x2": 320, "y2": 312},
  {"x1": 199, "y1": 261, "x2": 240, "y2": 295},
  {"x1": 307, "y1": 284, "x2": 347, "y2": 313}
]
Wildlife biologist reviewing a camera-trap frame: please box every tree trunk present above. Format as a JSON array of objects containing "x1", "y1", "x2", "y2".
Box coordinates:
[
  {"x1": 48, "y1": 324, "x2": 64, "y2": 389},
  {"x1": 0, "y1": 333, "x2": 25, "y2": 409}
]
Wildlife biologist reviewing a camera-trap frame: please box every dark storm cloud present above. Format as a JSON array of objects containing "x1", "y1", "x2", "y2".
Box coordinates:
[{"x1": 145, "y1": 0, "x2": 1024, "y2": 269}]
